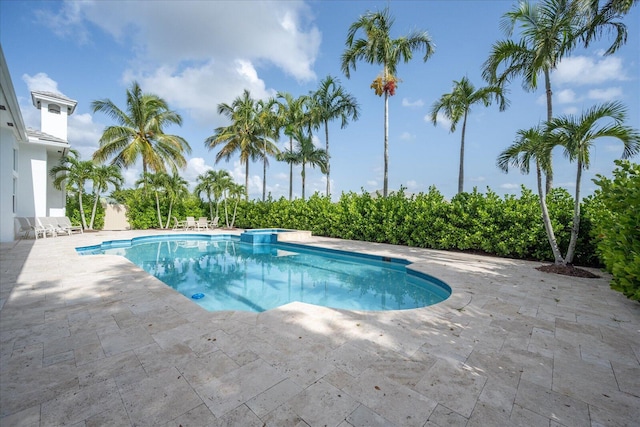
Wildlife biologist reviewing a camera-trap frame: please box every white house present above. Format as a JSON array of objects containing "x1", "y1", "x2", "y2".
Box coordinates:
[{"x1": 0, "y1": 45, "x2": 76, "y2": 242}]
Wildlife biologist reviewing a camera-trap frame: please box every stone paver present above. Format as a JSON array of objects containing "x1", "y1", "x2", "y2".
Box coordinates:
[{"x1": 1, "y1": 229, "x2": 639, "y2": 426}]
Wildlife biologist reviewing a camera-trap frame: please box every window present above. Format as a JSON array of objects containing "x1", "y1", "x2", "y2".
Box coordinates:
[
  {"x1": 13, "y1": 148, "x2": 18, "y2": 172},
  {"x1": 48, "y1": 104, "x2": 61, "y2": 114},
  {"x1": 12, "y1": 178, "x2": 17, "y2": 214}
]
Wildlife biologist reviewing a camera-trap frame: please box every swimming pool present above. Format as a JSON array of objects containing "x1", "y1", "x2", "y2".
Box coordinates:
[{"x1": 77, "y1": 234, "x2": 451, "y2": 312}]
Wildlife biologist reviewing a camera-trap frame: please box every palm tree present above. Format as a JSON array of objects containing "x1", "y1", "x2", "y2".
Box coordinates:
[
  {"x1": 276, "y1": 92, "x2": 308, "y2": 201},
  {"x1": 50, "y1": 149, "x2": 94, "y2": 230},
  {"x1": 483, "y1": 0, "x2": 581, "y2": 194},
  {"x1": 92, "y1": 81, "x2": 191, "y2": 176},
  {"x1": 195, "y1": 169, "x2": 232, "y2": 220},
  {"x1": 88, "y1": 163, "x2": 123, "y2": 230},
  {"x1": 341, "y1": 6, "x2": 435, "y2": 197},
  {"x1": 546, "y1": 101, "x2": 640, "y2": 264},
  {"x1": 497, "y1": 127, "x2": 563, "y2": 264},
  {"x1": 313, "y1": 75, "x2": 360, "y2": 197},
  {"x1": 205, "y1": 89, "x2": 263, "y2": 200},
  {"x1": 430, "y1": 76, "x2": 508, "y2": 194},
  {"x1": 255, "y1": 98, "x2": 281, "y2": 201},
  {"x1": 290, "y1": 130, "x2": 329, "y2": 200},
  {"x1": 163, "y1": 173, "x2": 189, "y2": 229},
  {"x1": 576, "y1": 0, "x2": 633, "y2": 54},
  {"x1": 226, "y1": 183, "x2": 246, "y2": 229},
  {"x1": 136, "y1": 172, "x2": 168, "y2": 228}
]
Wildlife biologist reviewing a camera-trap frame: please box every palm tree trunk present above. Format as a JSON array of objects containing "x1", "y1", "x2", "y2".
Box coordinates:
[
  {"x1": 89, "y1": 190, "x2": 100, "y2": 230},
  {"x1": 544, "y1": 68, "x2": 554, "y2": 195},
  {"x1": 301, "y1": 163, "x2": 306, "y2": 201},
  {"x1": 383, "y1": 91, "x2": 389, "y2": 197},
  {"x1": 289, "y1": 136, "x2": 293, "y2": 201},
  {"x1": 565, "y1": 159, "x2": 583, "y2": 264},
  {"x1": 325, "y1": 120, "x2": 330, "y2": 197},
  {"x1": 231, "y1": 199, "x2": 239, "y2": 228},
  {"x1": 263, "y1": 148, "x2": 267, "y2": 202},
  {"x1": 165, "y1": 198, "x2": 174, "y2": 229},
  {"x1": 536, "y1": 161, "x2": 564, "y2": 264},
  {"x1": 155, "y1": 192, "x2": 163, "y2": 228},
  {"x1": 209, "y1": 201, "x2": 214, "y2": 221},
  {"x1": 458, "y1": 110, "x2": 468, "y2": 194},
  {"x1": 78, "y1": 191, "x2": 88, "y2": 230},
  {"x1": 224, "y1": 194, "x2": 230, "y2": 228},
  {"x1": 245, "y1": 161, "x2": 250, "y2": 201}
]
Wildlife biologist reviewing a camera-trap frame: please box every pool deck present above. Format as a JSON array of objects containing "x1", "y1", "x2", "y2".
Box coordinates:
[{"x1": 1, "y1": 229, "x2": 638, "y2": 426}]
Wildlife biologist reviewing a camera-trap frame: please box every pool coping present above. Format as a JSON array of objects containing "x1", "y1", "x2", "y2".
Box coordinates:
[{"x1": 1, "y1": 229, "x2": 638, "y2": 426}]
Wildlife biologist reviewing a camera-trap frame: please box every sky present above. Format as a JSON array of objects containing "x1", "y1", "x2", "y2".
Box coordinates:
[{"x1": 1, "y1": 0, "x2": 638, "y2": 201}]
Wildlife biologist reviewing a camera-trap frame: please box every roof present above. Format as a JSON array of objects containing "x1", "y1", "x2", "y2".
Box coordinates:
[
  {"x1": 27, "y1": 128, "x2": 68, "y2": 144},
  {"x1": 31, "y1": 91, "x2": 77, "y2": 114}
]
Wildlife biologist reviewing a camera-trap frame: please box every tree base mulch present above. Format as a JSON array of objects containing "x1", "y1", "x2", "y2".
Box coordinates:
[{"x1": 536, "y1": 264, "x2": 600, "y2": 278}]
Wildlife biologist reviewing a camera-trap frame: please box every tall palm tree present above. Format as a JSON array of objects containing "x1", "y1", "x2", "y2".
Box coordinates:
[
  {"x1": 497, "y1": 127, "x2": 563, "y2": 264},
  {"x1": 483, "y1": 0, "x2": 581, "y2": 194},
  {"x1": 276, "y1": 92, "x2": 308, "y2": 201},
  {"x1": 205, "y1": 89, "x2": 263, "y2": 200},
  {"x1": 313, "y1": 75, "x2": 360, "y2": 197},
  {"x1": 136, "y1": 172, "x2": 168, "y2": 228},
  {"x1": 430, "y1": 76, "x2": 508, "y2": 194},
  {"x1": 546, "y1": 101, "x2": 640, "y2": 264},
  {"x1": 92, "y1": 81, "x2": 191, "y2": 176},
  {"x1": 226, "y1": 183, "x2": 246, "y2": 229},
  {"x1": 163, "y1": 173, "x2": 189, "y2": 229},
  {"x1": 88, "y1": 163, "x2": 123, "y2": 230},
  {"x1": 50, "y1": 149, "x2": 94, "y2": 230},
  {"x1": 341, "y1": 6, "x2": 435, "y2": 197},
  {"x1": 255, "y1": 98, "x2": 281, "y2": 201},
  {"x1": 195, "y1": 169, "x2": 232, "y2": 220}
]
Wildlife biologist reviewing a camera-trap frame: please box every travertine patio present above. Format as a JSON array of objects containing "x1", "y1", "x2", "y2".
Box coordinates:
[{"x1": 1, "y1": 229, "x2": 638, "y2": 426}]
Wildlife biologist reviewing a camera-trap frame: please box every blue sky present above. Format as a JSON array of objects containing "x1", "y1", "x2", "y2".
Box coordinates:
[{"x1": 1, "y1": 0, "x2": 638, "y2": 201}]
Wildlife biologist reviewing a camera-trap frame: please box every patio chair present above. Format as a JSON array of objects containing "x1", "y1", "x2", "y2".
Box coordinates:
[
  {"x1": 197, "y1": 217, "x2": 209, "y2": 230},
  {"x1": 185, "y1": 216, "x2": 197, "y2": 231},
  {"x1": 16, "y1": 217, "x2": 47, "y2": 239},
  {"x1": 37, "y1": 217, "x2": 63, "y2": 237},
  {"x1": 56, "y1": 217, "x2": 83, "y2": 234},
  {"x1": 173, "y1": 216, "x2": 186, "y2": 231},
  {"x1": 209, "y1": 216, "x2": 219, "y2": 228},
  {"x1": 31, "y1": 217, "x2": 56, "y2": 238}
]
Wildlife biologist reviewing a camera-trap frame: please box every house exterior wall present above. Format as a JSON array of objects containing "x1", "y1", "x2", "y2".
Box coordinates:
[
  {"x1": 0, "y1": 128, "x2": 19, "y2": 242},
  {"x1": 40, "y1": 99, "x2": 68, "y2": 141}
]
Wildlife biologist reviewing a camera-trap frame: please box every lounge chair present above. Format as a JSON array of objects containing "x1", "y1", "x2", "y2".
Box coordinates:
[
  {"x1": 16, "y1": 217, "x2": 47, "y2": 239},
  {"x1": 185, "y1": 217, "x2": 197, "y2": 231},
  {"x1": 56, "y1": 217, "x2": 83, "y2": 234},
  {"x1": 37, "y1": 217, "x2": 61, "y2": 237},
  {"x1": 209, "y1": 216, "x2": 219, "y2": 228},
  {"x1": 173, "y1": 216, "x2": 186, "y2": 231},
  {"x1": 197, "y1": 217, "x2": 209, "y2": 230}
]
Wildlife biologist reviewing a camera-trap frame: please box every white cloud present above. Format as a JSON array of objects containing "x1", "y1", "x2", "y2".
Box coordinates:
[
  {"x1": 553, "y1": 55, "x2": 628, "y2": 86},
  {"x1": 500, "y1": 183, "x2": 519, "y2": 190},
  {"x1": 127, "y1": 60, "x2": 274, "y2": 126},
  {"x1": 557, "y1": 89, "x2": 578, "y2": 104},
  {"x1": 427, "y1": 111, "x2": 452, "y2": 130},
  {"x1": 402, "y1": 98, "x2": 424, "y2": 108},
  {"x1": 400, "y1": 132, "x2": 414, "y2": 141},
  {"x1": 183, "y1": 157, "x2": 213, "y2": 189},
  {"x1": 406, "y1": 180, "x2": 418, "y2": 189},
  {"x1": 587, "y1": 87, "x2": 623, "y2": 102},
  {"x1": 367, "y1": 180, "x2": 377, "y2": 187},
  {"x1": 68, "y1": 113, "x2": 102, "y2": 160},
  {"x1": 562, "y1": 106, "x2": 580, "y2": 115},
  {"x1": 38, "y1": 1, "x2": 320, "y2": 81},
  {"x1": 22, "y1": 72, "x2": 61, "y2": 94}
]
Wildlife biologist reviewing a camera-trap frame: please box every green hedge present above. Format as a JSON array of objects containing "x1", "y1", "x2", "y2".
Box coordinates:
[
  {"x1": 65, "y1": 194, "x2": 104, "y2": 229},
  {"x1": 233, "y1": 186, "x2": 599, "y2": 266},
  {"x1": 590, "y1": 160, "x2": 640, "y2": 300}
]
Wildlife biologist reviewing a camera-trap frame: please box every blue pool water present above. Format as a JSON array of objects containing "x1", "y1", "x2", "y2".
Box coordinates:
[{"x1": 77, "y1": 234, "x2": 451, "y2": 312}]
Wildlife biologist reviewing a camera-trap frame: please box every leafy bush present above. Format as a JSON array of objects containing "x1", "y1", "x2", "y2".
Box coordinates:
[
  {"x1": 590, "y1": 160, "x2": 640, "y2": 300},
  {"x1": 232, "y1": 186, "x2": 598, "y2": 266}
]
